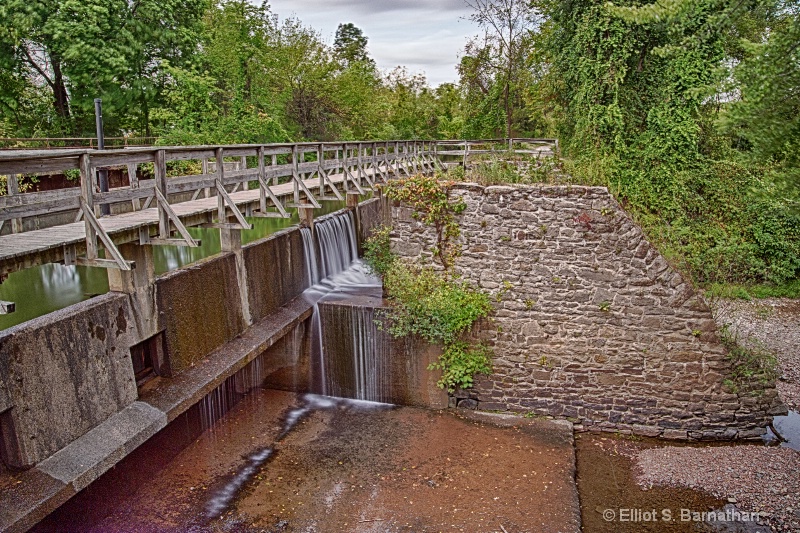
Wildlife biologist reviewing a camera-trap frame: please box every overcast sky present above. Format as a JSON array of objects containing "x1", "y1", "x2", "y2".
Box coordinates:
[{"x1": 265, "y1": 0, "x2": 479, "y2": 86}]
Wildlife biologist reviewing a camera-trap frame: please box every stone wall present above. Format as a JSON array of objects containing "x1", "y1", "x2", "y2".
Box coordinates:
[{"x1": 390, "y1": 184, "x2": 784, "y2": 440}]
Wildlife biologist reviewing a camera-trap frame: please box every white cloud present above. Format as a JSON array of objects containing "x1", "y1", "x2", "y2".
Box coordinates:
[{"x1": 265, "y1": 0, "x2": 479, "y2": 85}]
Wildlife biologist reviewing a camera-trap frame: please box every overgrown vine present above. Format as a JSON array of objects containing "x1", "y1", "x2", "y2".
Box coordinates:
[
  {"x1": 364, "y1": 176, "x2": 494, "y2": 393},
  {"x1": 382, "y1": 174, "x2": 467, "y2": 273}
]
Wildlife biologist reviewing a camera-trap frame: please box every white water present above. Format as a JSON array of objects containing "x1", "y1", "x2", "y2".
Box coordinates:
[{"x1": 300, "y1": 211, "x2": 382, "y2": 397}]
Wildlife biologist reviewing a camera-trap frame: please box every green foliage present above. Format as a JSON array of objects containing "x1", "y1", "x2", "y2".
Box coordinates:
[
  {"x1": 334, "y1": 23, "x2": 374, "y2": 67},
  {"x1": 383, "y1": 175, "x2": 467, "y2": 272},
  {"x1": 428, "y1": 341, "x2": 493, "y2": 392},
  {"x1": 705, "y1": 279, "x2": 800, "y2": 300},
  {"x1": 0, "y1": 0, "x2": 207, "y2": 136},
  {"x1": 383, "y1": 263, "x2": 494, "y2": 345},
  {"x1": 362, "y1": 225, "x2": 395, "y2": 277},
  {"x1": 719, "y1": 324, "x2": 779, "y2": 393},
  {"x1": 531, "y1": 0, "x2": 800, "y2": 288},
  {"x1": 381, "y1": 262, "x2": 494, "y2": 393}
]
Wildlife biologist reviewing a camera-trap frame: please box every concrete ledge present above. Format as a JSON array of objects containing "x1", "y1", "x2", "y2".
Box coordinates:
[
  {"x1": 37, "y1": 402, "x2": 167, "y2": 492},
  {"x1": 139, "y1": 294, "x2": 314, "y2": 421},
  {"x1": 0, "y1": 469, "x2": 74, "y2": 533},
  {"x1": 0, "y1": 294, "x2": 314, "y2": 533}
]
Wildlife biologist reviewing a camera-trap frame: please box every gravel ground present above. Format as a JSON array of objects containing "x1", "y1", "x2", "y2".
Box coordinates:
[
  {"x1": 636, "y1": 445, "x2": 800, "y2": 532},
  {"x1": 629, "y1": 297, "x2": 800, "y2": 533},
  {"x1": 713, "y1": 298, "x2": 800, "y2": 411}
]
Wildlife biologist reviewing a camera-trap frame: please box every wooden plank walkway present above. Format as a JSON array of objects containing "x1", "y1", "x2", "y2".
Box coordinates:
[{"x1": 0, "y1": 166, "x2": 385, "y2": 276}]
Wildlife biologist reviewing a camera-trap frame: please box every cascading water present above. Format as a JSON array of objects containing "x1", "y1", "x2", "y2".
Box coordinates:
[
  {"x1": 299, "y1": 210, "x2": 385, "y2": 400},
  {"x1": 320, "y1": 301, "x2": 393, "y2": 402}
]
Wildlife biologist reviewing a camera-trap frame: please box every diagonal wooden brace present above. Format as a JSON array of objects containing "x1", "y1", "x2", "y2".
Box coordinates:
[
  {"x1": 215, "y1": 181, "x2": 253, "y2": 229},
  {"x1": 78, "y1": 199, "x2": 134, "y2": 271},
  {"x1": 291, "y1": 169, "x2": 321, "y2": 209},
  {"x1": 343, "y1": 165, "x2": 366, "y2": 195},
  {"x1": 357, "y1": 162, "x2": 375, "y2": 188},
  {"x1": 256, "y1": 176, "x2": 291, "y2": 218},
  {"x1": 318, "y1": 164, "x2": 344, "y2": 201},
  {"x1": 150, "y1": 188, "x2": 201, "y2": 246}
]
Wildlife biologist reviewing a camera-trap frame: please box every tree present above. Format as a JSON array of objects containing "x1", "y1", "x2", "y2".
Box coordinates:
[
  {"x1": 0, "y1": 0, "x2": 207, "y2": 136},
  {"x1": 464, "y1": 0, "x2": 541, "y2": 138},
  {"x1": 334, "y1": 23, "x2": 374, "y2": 67},
  {"x1": 724, "y1": 1, "x2": 800, "y2": 185}
]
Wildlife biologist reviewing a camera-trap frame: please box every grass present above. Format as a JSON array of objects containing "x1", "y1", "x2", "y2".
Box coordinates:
[{"x1": 704, "y1": 279, "x2": 800, "y2": 300}]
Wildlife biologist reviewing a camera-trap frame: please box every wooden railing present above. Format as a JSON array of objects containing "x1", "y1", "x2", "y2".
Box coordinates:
[
  {"x1": 0, "y1": 137, "x2": 555, "y2": 314},
  {"x1": 0, "y1": 137, "x2": 158, "y2": 150}
]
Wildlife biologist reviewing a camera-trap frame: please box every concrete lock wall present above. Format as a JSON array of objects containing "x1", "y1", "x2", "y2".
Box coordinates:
[
  {"x1": 0, "y1": 295, "x2": 139, "y2": 468},
  {"x1": 0, "y1": 200, "x2": 387, "y2": 471},
  {"x1": 318, "y1": 296, "x2": 448, "y2": 408},
  {"x1": 390, "y1": 184, "x2": 784, "y2": 440}
]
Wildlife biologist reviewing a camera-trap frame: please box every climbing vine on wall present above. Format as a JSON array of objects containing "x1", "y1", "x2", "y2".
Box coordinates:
[
  {"x1": 365, "y1": 176, "x2": 494, "y2": 393},
  {"x1": 382, "y1": 174, "x2": 467, "y2": 273}
]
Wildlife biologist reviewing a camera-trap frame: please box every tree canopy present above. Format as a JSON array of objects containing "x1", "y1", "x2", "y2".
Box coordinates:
[{"x1": 0, "y1": 0, "x2": 798, "y2": 287}]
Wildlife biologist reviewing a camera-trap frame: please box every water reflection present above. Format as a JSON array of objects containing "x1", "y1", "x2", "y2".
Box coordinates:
[
  {"x1": 0, "y1": 264, "x2": 109, "y2": 331},
  {"x1": 0, "y1": 200, "x2": 348, "y2": 331}
]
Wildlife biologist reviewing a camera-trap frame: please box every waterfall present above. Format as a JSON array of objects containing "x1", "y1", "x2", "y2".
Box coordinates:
[
  {"x1": 322, "y1": 302, "x2": 392, "y2": 402},
  {"x1": 299, "y1": 210, "x2": 383, "y2": 399}
]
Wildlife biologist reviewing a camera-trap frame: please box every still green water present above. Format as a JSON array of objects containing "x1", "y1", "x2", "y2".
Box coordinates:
[{"x1": 0, "y1": 200, "x2": 348, "y2": 331}]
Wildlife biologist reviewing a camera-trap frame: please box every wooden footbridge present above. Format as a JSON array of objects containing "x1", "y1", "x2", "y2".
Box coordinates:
[{"x1": 0, "y1": 138, "x2": 555, "y2": 314}]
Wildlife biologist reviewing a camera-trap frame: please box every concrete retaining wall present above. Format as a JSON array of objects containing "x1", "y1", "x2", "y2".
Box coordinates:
[
  {"x1": 0, "y1": 294, "x2": 139, "y2": 468},
  {"x1": 319, "y1": 295, "x2": 447, "y2": 408},
  {"x1": 244, "y1": 228, "x2": 308, "y2": 323},
  {"x1": 390, "y1": 184, "x2": 784, "y2": 440}
]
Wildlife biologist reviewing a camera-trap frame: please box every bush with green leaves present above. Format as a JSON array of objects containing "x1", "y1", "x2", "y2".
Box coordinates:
[
  {"x1": 362, "y1": 224, "x2": 395, "y2": 277},
  {"x1": 429, "y1": 341, "x2": 493, "y2": 392},
  {"x1": 382, "y1": 263, "x2": 494, "y2": 346}
]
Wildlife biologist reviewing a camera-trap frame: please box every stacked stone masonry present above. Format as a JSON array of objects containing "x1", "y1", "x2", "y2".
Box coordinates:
[{"x1": 390, "y1": 184, "x2": 785, "y2": 440}]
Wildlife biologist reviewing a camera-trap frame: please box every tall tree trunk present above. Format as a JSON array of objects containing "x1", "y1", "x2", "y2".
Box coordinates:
[{"x1": 51, "y1": 57, "x2": 70, "y2": 123}]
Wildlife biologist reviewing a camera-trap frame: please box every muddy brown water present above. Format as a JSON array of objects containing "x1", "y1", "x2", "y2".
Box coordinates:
[
  {"x1": 31, "y1": 386, "x2": 753, "y2": 533},
  {"x1": 574, "y1": 433, "x2": 758, "y2": 533},
  {"x1": 33, "y1": 388, "x2": 579, "y2": 533}
]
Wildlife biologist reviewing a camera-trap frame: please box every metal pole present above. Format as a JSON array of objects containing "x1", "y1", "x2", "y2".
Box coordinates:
[{"x1": 94, "y1": 98, "x2": 110, "y2": 215}]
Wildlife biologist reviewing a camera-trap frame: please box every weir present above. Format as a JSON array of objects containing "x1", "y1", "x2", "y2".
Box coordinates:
[{"x1": 0, "y1": 181, "x2": 407, "y2": 533}]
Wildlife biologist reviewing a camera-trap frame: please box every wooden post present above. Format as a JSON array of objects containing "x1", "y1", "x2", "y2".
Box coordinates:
[
  {"x1": 201, "y1": 159, "x2": 211, "y2": 198},
  {"x1": 258, "y1": 146, "x2": 267, "y2": 213},
  {"x1": 215, "y1": 148, "x2": 227, "y2": 223},
  {"x1": 346, "y1": 191, "x2": 359, "y2": 209},
  {"x1": 357, "y1": 142, "x2": 363, "y2": 182},
  {"x1": 220, "y1": 226, "x2": 242, "y2": 253},
  {"x1": 292, "y1": 145, "x2": 300, "y2": 205},
  {"x1": 318, "y1": 144, "x2": 325, "y2": 195},
  {"x1": 299, "y1": 207, "x2": 314, "y2": 228},
  {"x1": 79, "y1": 153, "x2": 98, "y2": 259},
  {"x1": 155, "y1": 149, "x2": 170, "y2": 239},
  {"x1": 271, "y1": 154, "x2": 278, "y2": 185},
  {"x1": 108, "y1": 242, "x2": 155, "y2": 293},
  {"x1": 240, "y1": 155, "x2": 248, "y2": 191},
  {"x1": 7, "y1": 175, "x2": 23, "y2": 233},
  {"x1": 127, "y1": 164, "x2": 141, "y2": 211}
]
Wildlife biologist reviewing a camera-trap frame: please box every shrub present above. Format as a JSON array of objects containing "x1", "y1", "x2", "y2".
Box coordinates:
[{"x1": 362, "y1": 224, "x2": 395, "y2": 277}]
